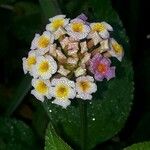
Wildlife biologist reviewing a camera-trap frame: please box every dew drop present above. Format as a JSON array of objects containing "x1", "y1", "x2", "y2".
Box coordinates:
[
  {"x1": 147, "y1": 34, "x2": 150, "y2": 39},
  {"x1": 49, "y1": 110, "x2": 52, "y2": 112},
  {"x1": 92, "y1": 118, "x2": 95, "y2": 121}
]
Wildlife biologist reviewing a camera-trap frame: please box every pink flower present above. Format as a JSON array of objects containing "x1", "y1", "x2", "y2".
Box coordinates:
[{"x1": 89, "y1": 53, "x2": 115, "y2": 81}]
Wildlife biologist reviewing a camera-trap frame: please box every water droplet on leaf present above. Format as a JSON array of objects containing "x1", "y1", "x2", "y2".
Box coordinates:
[{"x1": 92, "y1": 118, "x2": 95, "y2": 121}]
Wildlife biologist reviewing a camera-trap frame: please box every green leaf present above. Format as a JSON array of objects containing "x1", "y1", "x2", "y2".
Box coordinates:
[
  {"x1": 45, "y1": 123, "x2": 72, "y2": 150},
  {"x1": 12, "y1": 2, "x2": 42, "y2": 42},
  {"x1": 123, "y1": 141, "x2": 150, "y2": 150},
  {"x1": 39, "y1": 0, "x2": 61, "y2": 19},
  {"x1": 40, "y1": 0, "x2": 133, "y2": 150},
  {"x1": 130, "y1": 112, "x2": 150, "y2": 143},
  {"x1": 0, "y1": 117, "x2": 39, "y2": 150},
  {"x1": 5, "y1": 75, "x2": 32, "y2": 116},
  {"x1": 0, "y1": 0, "x2": 15, "y2": 5},
  {"x1": 32, "y1": 102, "x2": 49, "y2": 139}
]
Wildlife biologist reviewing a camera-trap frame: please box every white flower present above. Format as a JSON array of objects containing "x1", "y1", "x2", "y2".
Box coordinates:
[
  {"x1": 46, "y1": 15, "x2": 69, "y2": 32},
  {"x1": 53, "y1": 27, "x2": 66, "y2": 40},
  {"x1": 67, "y1": 57, "x2": 78, "y2": 65},
  {"x1": 65, "y1": 18, "x2": 90, "y2": 40},
  {"x1": 87, "y1": 31, "x2": 102, "y2": 45},
  {"x1": 90, "y1": 22, "x2": 113, "y2": 39},
  {"x1": 81, "y1": 52, "x2": 91, "y2": 64},
  {"x1": 31, "y1": 78, "x2": 51, "y2": 102},
  {"x1": 74, "y1": 67, "x2": 86, "y2": 77},
  {"x1": 22, "y1": 50, "x2": 37, "y2": 75},
  {"x1": 30, "y1": 31, "x2": 54, "y2": 55},
  {"x1": 99, "y1": 39, "x2": 109, "y2": 52},
  {"x1": 56, "y1": 48, "x2": 67, "y2": 62},
  {"x1": 60, "y1": 37, "x2": 70, "y2": 49},
  {"x1": 51, "y1": 77, "x2": 76, "y2": 108},
  {"x1": 76, "y1": 76, "x2": 97, "y2": 100},
  {"x1": 58, "y1": 65, "x2": 70, "y2": 76},
  {"x1": 49, "y1": 44, "x2": 57, "y2": 58},
  {"x1": 80, "y1": 41, "x2": 88, "y2": 53},
  {"x1": 109, "y1": 38, "x2": 124, "y2": 61},
  {"x1": 32, "y1": 55, "x2": 57, "y2": 79}
]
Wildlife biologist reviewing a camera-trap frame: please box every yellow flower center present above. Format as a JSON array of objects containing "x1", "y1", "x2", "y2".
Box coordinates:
[
  {"x1": 112, "y1": 43, "x2": 123, "y2": 54},
  {"x1": 97, "y1": 63, "x2": 107, "y2": 74},
  {"x1": 92, "y1": 23, "x2": 105, "y2": 32},
  {"x1": 35, "y1": 81, "x2": 48, "y2": 94},
  {"x1": 52, "y1": 18, "x2": 65, "y2": 30},
  {"x1": 38, "y1": 61, "x2": 50, "y2": 73},
  {"x1": 56, "y1": 85, "x2": 69, "y2": 99},
  {"x1": 79, "y1": 81, "x2": 91, "y2": 92},
  {"x1": 27, "y1": 56, "x2": 36, "y2": 67},
  {"x1": 38, "y1": 36, "x2": 50, "y2": 48},
  {"x1": 72, "y1": 22, "x2": 84, "y2": 32}
]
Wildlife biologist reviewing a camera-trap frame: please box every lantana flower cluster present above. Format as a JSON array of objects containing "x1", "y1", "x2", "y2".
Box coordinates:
[{"x1": 22, "y1": 14, "x2": 124, "y2": 108}]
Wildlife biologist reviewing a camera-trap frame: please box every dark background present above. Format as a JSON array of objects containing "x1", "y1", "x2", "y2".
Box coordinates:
[{"x1": 0, "y1": 0, "x2": 150, "y2": 149}]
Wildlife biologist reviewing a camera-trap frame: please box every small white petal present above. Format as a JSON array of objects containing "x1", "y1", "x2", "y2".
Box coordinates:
[
  {"x1": 74, "y1": 67, "x2": 86, "y2": 77},
  {"x1": 58, "y1": 65, "x2": 70, "y2": 76},
  {"x1": 31, "y1": 90, "x2": 45, "y2": 102},
  {"x1": 49, "y1": 15, "x2": 66, "y2": 22},
  {"x1": 56, "y1": 49, "x2": 67, "y2": 61},
  {"x1": 30, "y1": 34, "x2": 39, "y2": 50},
  {"x1": 69, "y1": 88, "x2": 76, "y2": 99},
  {"x1": 101, "y1": 21, "x2": 113, "y2": 31},
  {"x1": 67, "y1": 57, "x2": 78, "y2": 65},
  {"x1": 99, "y1": 39, "x2": 110, "y2": 52},
  {"x1": 52, "y1": 99, "x2": 71, "y2": 109},
  {"x1": 49, "y1": 44, "x2": 57, "y2": 58},
  {"x1": 22, "y1": 57, "x2": 28, "y2": 74},
  {"x1": 80, "y1": 41, "x2": 88, "y2": 53},
  {"x1": 100, "y1": 30, "x2": 109, "y2": 39},
  {"x1": 81, "y1": 52, "x2": 91, "y2": 64},
  {"x1": 53, "y1": 27, "x2": 66, "y2": 39},
  {"x1": 88, "y1": 32, "x2": 102, "y2": 45},
  {"x1": 60, "y1": 37, "x2": 70, "y2": 49},
  {"x1": 76, "y1": 93, "x2": 92, "y2": 100}
]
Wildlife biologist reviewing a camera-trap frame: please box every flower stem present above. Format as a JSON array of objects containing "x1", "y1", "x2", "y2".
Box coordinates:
[{"x1": 79, "y1": 100, "x2": 87, "y2": 150}]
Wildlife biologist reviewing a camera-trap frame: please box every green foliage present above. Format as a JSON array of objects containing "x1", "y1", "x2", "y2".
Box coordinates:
[
  {"x1": 0, "y1": 0, "x2": 135, "y2": 149},
  {"x1": 39, "y1": 0, "x2": 61, "y2": 19},
  {"x1": 45, "y1": 123, "x2": 72, "y2": 150},
  {"x1": 124, "y1": 141, "x2": 150, "y2": 150},
  {"x1": 0, "y1": 117, "x2": 39, "y2": 150},
  {"x1": 32, "y1": 102, "x2": 49, "y2": 138},
  {"x1": 44, "y1": 56, "x2": 133, "y2": 149},
  {"x1": 5, "y1": 76, "x2": 32, "y2": 116},
  {"x1": 0, "y1": 0, "x2": 16, "y2": 5},
  {"x1": 38, "y1": 0, "x2": 134, "y2": 149},
  {"x1": 12, "y1": 1, "x2": 42, "y2": 42},
  {"x1": 130, "y1": 112, "x2": 150, "y2": 143}
]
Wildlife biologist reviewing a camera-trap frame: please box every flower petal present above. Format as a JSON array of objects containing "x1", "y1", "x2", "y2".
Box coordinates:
[
  {"x1": 105, "y1": 66, "x2": 116, "y2": 80},
  {"x1": 52, "y1": 99, "x2": 71, "y2": 109},
  {"x1": 101, "y1": 21, "x2": 113, "y2": 31}
]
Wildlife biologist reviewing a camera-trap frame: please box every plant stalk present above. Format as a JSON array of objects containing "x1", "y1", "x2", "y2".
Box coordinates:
[{"x1": 79, "y1": 100, "x2": 87, "y2": 150}]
